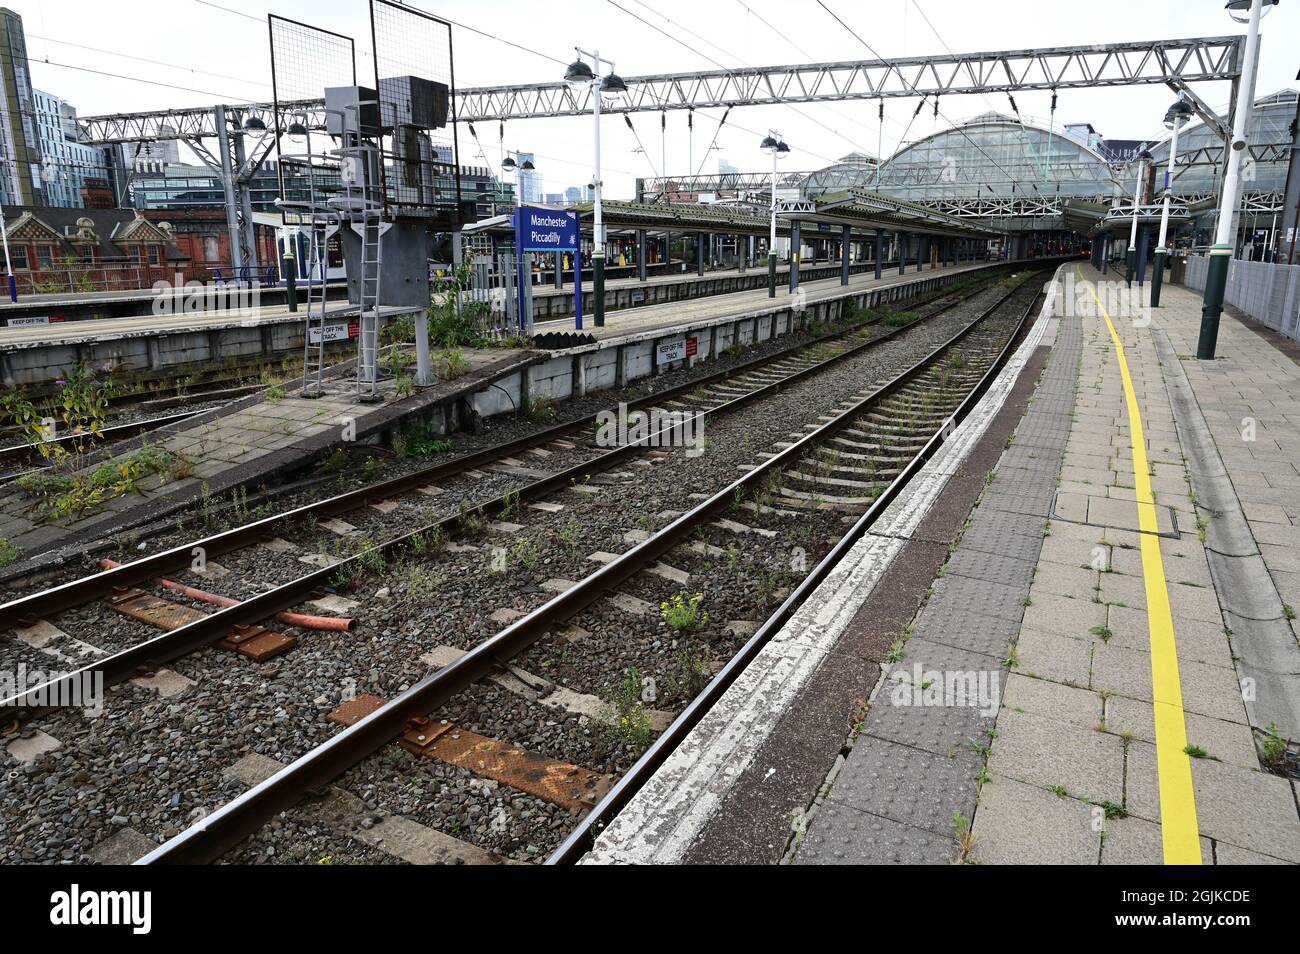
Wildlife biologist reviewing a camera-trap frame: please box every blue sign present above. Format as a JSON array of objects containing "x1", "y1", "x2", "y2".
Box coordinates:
[
  {"x1": 513, "y1": 205, "x2": 583, "y2": 331},
  {"x1": 518, "y1": 206, "x2": 578, "y2": 252}
]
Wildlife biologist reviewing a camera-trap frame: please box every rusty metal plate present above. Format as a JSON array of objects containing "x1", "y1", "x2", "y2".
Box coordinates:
[
  {"x1": 103, "y1": 589, "x2": 296, "y2": 662},
  {"x1": 326, "y1": 693, "x2": 388, "y2": 727},
  {"x1": 401, "y1": 724, "x2": 612, "y2": 812},
  {"x1": 104, "y1": 591, "x2": 207, "y2": 629},
  {"x1": 222, "y1": 630, "x2": 296, "y2": 662}
]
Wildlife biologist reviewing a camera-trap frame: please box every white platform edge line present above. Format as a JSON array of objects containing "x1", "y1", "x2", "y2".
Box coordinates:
[{"x1": 581, "y1": 266, "x2": 1067, "y2": 864}]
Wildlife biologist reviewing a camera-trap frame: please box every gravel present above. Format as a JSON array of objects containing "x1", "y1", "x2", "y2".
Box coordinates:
[{"x1": 0, "y1": 270, "x2": 1043, "y2": 865}]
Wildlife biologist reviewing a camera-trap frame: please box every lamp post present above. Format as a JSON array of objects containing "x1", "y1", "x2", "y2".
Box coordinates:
[
  {"x1": 565, "y1": 50, "x2": 626, "y2": 328},
  {"x1": 503, "y1": 152, "x2": 537, "y2": 333},
  {"x1": 761, "y1": 131, "x2": 789, "y2": 297},
  {"x1": 1125, "y1": 148, "x2": 1153, "y2": 286},
  {"x1": 1152, "y1": 98, "x2": 1193, "y2": 307},
  {"x1": 280, "y1": 115, "x2": 313, "y2": 313},
  {"x1": 0, "y1": 204, "x2": 16, "y2": 302},
  {"x1": 1199, "y1": 0, "x2": 1275, "y2": 359}
]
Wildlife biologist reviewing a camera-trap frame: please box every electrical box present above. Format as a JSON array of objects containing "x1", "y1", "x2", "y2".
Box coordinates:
[
  {"x1": 378, "y1": 75, "x2": 449, "y2": 130},
  {"x1": 341, "y1": 220, "x2": 431, "y2": 309},
  {"x1": 324, "y1": 85, "x2": 381, "y2": 137}
]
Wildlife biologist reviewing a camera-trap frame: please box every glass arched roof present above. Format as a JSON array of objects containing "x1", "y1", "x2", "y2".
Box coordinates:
[
  {"x1": 804, "y1": 113, "x2": 1123, "y2": 204},
  {"x1": 1149, "y1": 89, "x2": 1296, "y2": 199}
]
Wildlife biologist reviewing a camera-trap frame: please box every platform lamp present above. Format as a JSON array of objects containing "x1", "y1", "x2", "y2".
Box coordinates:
[
  {"x1": 1199, "y1": 0, "x2": 1276, "y2": 359},
  {"x1": 761, "y1": 132, "x2": 789, "y2": 297},
  {"x1": 503, "y1": 153, "x2": 536, "y2": 331},
  {"x1": 502, "y1": 153, "x2": 535, "y2": 209},
  {"x1": 565, "y1": 50, "x2": 627, "y2": 328},
  {"x1": 1151, "y1": 98, "x2": 1194, "y2": 308},
  {"x1": 1125, "y1": 148, "x2": 1153, "y2": 287}
]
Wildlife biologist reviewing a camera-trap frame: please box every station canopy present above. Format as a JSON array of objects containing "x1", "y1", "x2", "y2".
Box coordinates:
[{"x1": 465, "y1": 193, "x2": 996, "y2": 241}]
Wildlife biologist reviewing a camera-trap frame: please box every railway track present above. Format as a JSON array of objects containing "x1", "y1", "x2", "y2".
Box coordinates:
[
  {"x1": 0, "y1": 265, "x2": 1052, "y2": 864},
  {"x1": 0, "y1": 268, "x2": 1004, "y2": 605}
]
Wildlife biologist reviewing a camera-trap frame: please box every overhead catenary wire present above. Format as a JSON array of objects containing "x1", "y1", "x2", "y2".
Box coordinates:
[
  {"x1": 815, "y1": 0, "x2": 1029, "y2": 196},
  {"x1": 602, "y1": 0, "x2": 850, "y2": 168}
]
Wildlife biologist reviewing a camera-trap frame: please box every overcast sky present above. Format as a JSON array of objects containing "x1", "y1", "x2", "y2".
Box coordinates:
[{"x1": 8, "y1": 0, "x2": 1299, "y2": 198}]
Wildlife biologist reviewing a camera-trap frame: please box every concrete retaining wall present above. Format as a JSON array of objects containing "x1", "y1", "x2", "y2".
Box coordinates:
[
  {"x1": 531, "y1": 259, "x2": 903, "y2": 320},
  {"x1": 468, "y1": 261, "x2": 1006, "y2": 421},
  {"x1": 0, "y1": 320, "x2": 352, "y2": 387}
]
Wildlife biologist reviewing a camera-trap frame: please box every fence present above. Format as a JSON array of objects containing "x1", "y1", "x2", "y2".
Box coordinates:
[
  {"x1": 17, "y1": 263, "x2": 211, "y2": 297},
  {"x1": 1183, "y1": 254, "x2": 1300, "y2": 341}
]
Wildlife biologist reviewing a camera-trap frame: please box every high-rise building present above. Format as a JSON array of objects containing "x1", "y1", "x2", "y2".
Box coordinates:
[
  {"x1": 0, "y1": 9, "x2": 113, "y2": 208},
  {"x1": 0, "y1": 8, "x2": 44, "y2": 206},
  {"x1": 516, "y1": 151, "x2": 541, "y2": 203},
  {"x1": 32, "y1": 89, "x2": 111, "y2": 208}
]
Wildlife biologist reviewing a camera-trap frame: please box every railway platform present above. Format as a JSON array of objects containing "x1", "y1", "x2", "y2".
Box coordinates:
[
  {"x1": 583, "y1": 262, "x2": 1300, "y2": 866},
  {"x1": 0, "y1": 258, "x2": 1003, "y2": 571}
]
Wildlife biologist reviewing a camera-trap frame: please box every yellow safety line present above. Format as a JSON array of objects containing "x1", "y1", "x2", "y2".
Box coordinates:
[{"x1": 1076, "y1": 266, "x2": 1202, "y2": 864}]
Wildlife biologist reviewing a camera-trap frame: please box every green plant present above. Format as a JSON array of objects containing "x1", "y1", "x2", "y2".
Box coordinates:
[
  {"x1": 511, "y1": 536, "x2": 540, "y2": 571},
  {"x1": 659, "y1": 592, "x2": 708, "y2": 632},
  {"x1": 523, "y1": 394, "x2": 557, "y2": 423},
  {"x1": 436, "y1": 348, "x2": 469, "y2": 381},
  {"x1": 395, "y1": 419, "x2": 451, "y2": 458},
  {"x1": 399, "y1": 562, "x2": 443, "y2": 600},
  {"x1": 1183, "y1": 744, "x2": 1209, "y2": 759},
  {"x1": 427, "y1": 264, "x2": 491, "y2": 347},
  {"x1": 0, "y1": 537, "x2": 19, "y2": 568},
  {"x1": 1095, "y1": 800, "x2": 1127, "y2": 820},
  {"x1": 322, "y1": 447, "x2": 349, "y2": 472},
  {"x1": 671, "y1": 645, "x2": 711, "y2": 697},
  {"x1": 882, "y1": 310, "x2": 917, "y2": 327},
  {"x1": 556, "y1": 517, "x2": 580, "y2": 550},
  {"x1": 1260, "y1": 722, "x2": 1287, "y2": 766},
  {"x1": 266, "y1": 385, "x2": 287, "y2": 403},
  {"x1": 500, "y1": 489, "x2": 521, "y2": 519},
  {"x1": 609, "y1": 667, "x2": 653, "y2": 748}
]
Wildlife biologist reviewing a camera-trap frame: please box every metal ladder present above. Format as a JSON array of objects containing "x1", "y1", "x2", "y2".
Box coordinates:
[
  {"x1": 333, "y1": 140, "x2": 385, "y2": 401},
  {"x1": 356, "y1": 206, "x2": 383, "y2": 400},
  {"x1": 300, "y1": 213, "x2": 332, "y2": 397}
]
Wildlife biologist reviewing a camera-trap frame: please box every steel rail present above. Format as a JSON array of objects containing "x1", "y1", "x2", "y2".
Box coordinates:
[
  {"x1": 548, "y1": 278, "x2": 1051, "y2": 864},
  {"x1": 134, "y1": 268, "x2": 1054, "y2": 864},
  {"x1": 0, "y1": 269, "x2": 1020, "y2": 719},
  {"x1": 0, "y1": 266, "x2": 1010, "y2": 627}
]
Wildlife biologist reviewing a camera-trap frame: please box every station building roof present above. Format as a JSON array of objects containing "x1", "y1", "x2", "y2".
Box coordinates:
[{"x1": 464, "y1": 192, "x2": 996, "y2": 241}]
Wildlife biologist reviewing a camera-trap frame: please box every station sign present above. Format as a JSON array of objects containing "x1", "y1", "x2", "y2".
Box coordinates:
[
  {"x1": 514, "y1": 205, "x2": 583, "y2": 331},
  {"x1": 518, "y1": 207, "x2": 579, "y2": 253}
]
